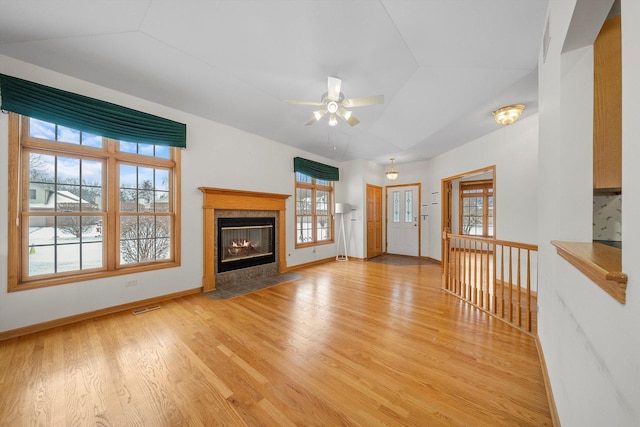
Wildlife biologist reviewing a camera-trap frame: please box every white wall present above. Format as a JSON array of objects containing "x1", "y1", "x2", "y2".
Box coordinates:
[
  {"x1": 413, "y1": 115, "x2": 539, "y2": 261},
  {"x1": 0, "y1": 56, "x2": 340, "y2": 332},
  {"x1": 338, "y1": 159, "x2": 367, "y2": 259},
  {"x1": 538, "y1": 1, "x2": 640, "y2": 425}
]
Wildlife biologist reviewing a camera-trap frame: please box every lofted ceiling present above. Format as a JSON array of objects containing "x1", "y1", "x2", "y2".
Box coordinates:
[{"x1": 0, "y1": 0, "x2": 548, "y2": 166}]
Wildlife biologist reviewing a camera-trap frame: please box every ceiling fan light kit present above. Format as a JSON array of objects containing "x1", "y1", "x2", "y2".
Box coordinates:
[
  {"x1": 493, "y1": 104, "x2": 525, "y2": 126},
  {"x1": 385, "y1": 158, "x2": 399, "y2": 181},
  {"x1": 286, "y1": 76, "x2": 383, "y2": 127}
]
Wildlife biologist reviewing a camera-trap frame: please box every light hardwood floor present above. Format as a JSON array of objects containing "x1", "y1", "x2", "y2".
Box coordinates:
[{"x1": 0, "y1": 257, "x2": 552, "y2": 426}]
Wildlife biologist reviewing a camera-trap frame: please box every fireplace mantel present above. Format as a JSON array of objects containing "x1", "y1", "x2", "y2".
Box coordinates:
[{"x1": 199, "y1": 187, "x2": 290, "y2": 292}]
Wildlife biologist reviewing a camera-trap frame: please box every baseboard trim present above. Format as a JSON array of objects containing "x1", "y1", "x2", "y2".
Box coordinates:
[
  {"x1": 421, "y1": 256, "x2": 441, "y2": 264},
  {"x1": 287, "y1": 256, "x2": 340, "y2": 271},
  {"x1": 536, "y1": 336, "x2": 561, "y2": 426},
  {"x1": 0, "y1": 287, "x2": 202, "y2": 342}
]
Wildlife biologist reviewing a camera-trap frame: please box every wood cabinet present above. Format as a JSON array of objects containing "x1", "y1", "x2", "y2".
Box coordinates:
[{"x1": 593, "y1": 15, "x2": 621, "y2": 191}]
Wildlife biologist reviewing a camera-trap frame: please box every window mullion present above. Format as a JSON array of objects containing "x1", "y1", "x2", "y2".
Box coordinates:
[
  {"x1": 312, "y1": 187, "x2": 317, "y2": 244},
  {"x1": 483, "y1": 192, "x2": 488, "y2": 237},
  {"x1": 106, "y1": 146, "x2": 118, "y2": 271}
]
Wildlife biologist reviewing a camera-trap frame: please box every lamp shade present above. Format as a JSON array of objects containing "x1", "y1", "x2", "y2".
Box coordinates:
[
  {"x1": 385, "y1": 158, "x2": 399, "y2": 180},
  {"x1": 335, "y1": 203, "x2": 350, "y2": 214},
  {"x1": 385, "y1": 170, "x2": 399, "y2": 180}
]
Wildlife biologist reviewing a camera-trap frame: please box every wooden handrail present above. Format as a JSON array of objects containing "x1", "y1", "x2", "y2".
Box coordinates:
[
  {"x1": 442, "y1": 233, "x2": 538, "y2": 334},
  {"x1": 446, "y1": 233, "x2": 538, "y2": 252}
]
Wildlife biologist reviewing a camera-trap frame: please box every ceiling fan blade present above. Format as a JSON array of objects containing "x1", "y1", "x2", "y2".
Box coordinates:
[
  {"x1": 285, "y1": 100, "x2": 324, "y2": 106},
  {"x1": 342, "y1": 95, "x2": 384, "y2": 108},
  {"x1": 327, "y1": 76, "x2": 342, "y2": 101},
  {"x1": 305, "y1": 109, "x2": 327, "y2": 126},
  {"x1": 337, "y1": 108, "x2": 360, "y2": 126}
]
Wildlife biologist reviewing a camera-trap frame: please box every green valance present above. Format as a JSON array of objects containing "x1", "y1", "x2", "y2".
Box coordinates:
[
  {"x1": 294, "y1": 157, "x2": 339, "y2": 181},
  {"x1": 0, "y1": 74, "x2": 186, "y2": 148}
]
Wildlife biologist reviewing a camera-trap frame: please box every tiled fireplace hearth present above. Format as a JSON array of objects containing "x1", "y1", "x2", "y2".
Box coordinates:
[{"x1": 199, "y1": 187, "x2": 290, "y2": 292}]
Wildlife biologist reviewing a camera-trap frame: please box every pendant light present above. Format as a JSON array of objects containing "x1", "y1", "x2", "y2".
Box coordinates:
[{"x1": 385, "y1": 158, "x2": 399, "y2": 181}]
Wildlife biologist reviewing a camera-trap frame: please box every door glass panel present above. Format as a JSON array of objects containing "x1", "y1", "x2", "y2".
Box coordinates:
[
  {"x1": 392, "y1": 191, "x2": 400, "y2": 223},
  {"x1": 405, "y1": 190, "x2": 413, "y2": 223}
]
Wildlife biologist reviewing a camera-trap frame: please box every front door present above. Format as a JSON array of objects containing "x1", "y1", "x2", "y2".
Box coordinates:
[{"x1": 386, "y1": 185, "x2": 419, "y2": 256}]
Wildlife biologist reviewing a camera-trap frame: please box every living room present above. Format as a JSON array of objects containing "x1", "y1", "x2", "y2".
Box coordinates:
[{"x1": 0, "y1": 1, "x2": 638, "y2": 425}]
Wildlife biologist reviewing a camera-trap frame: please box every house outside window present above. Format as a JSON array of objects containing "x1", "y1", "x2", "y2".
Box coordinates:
[
  {"x1": 460, "y1": 180, "x2": 494, "y2": 237},
  {"x1": 7, "y1": 114, "x2": 181, "y2": 291},
  {"x1": 295, "y1": 172, "x2": 334, "y2": 246}
]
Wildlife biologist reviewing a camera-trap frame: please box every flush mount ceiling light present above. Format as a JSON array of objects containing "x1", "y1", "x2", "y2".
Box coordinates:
[
  {"x1": 385, "y1": 158, "x2": 399, "y2": 181},
  {"x1": 492, "y1": 104, "x2": 525, "y2": 126}
]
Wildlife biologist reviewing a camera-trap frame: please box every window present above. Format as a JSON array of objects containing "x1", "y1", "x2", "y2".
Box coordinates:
[
  {"x1": 7, "y1": 114, "x2": 181, "y2": 291},
  {"x1": 460, "y1": 180, "x2": 494, "y2": 237},
  {"x1": 295, "y1": 172, "x2": 334, "y2": 246}
]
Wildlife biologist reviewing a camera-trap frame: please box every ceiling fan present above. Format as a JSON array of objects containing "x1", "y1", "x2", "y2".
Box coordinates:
[{"x1": 285, "y1": 76, "x2": 384, "y2": 127}]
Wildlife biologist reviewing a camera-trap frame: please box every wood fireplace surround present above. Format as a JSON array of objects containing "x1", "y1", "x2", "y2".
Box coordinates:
[{"x1": 199, "y1": 187, "x2": 290, "y2": 292}]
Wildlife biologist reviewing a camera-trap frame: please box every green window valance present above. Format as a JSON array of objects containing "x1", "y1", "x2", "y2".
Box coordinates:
[
  {"x1": 0, "y1": 74, "x2": 186, "y2": 148},
  {"x1": 294, "y1": 157, "x2": 339, "y2": 181}
]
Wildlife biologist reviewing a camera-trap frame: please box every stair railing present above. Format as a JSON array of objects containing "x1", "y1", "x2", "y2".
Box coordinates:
[{"x1": 442, "y1": 229, "x2": 538, "y2": 334}]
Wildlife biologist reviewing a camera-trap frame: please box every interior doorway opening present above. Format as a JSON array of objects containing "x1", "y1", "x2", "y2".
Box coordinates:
[{"x1": 441, "y1": 166, "x2": 496, "y2": 257}]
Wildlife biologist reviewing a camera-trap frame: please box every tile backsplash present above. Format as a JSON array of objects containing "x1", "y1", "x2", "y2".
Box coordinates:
[{"x1": 593, "y1": 194, "x2": 622, "y2": 241}]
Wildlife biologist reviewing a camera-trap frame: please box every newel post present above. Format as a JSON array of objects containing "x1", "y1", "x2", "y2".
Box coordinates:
[{"x1": 442, "y1": 228, "x2": 450, "y2": 289}]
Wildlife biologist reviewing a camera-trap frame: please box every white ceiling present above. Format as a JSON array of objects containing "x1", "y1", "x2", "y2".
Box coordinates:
[{"x1": 0, "y1": 0, "x2": 548, "y2": 165}]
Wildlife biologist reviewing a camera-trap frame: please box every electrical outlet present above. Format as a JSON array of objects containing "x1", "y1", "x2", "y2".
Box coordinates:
[{"x1": 125, "y1": 279, "x2": 138, "y2": 287}]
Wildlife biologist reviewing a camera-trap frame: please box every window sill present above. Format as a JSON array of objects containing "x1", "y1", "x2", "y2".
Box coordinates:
[
  {"x1": 9, "y1": 261, "x2": 180, "y2": 292},
  {"x1": 551, "y1": 241, "x2": 626, "y2": 304}
]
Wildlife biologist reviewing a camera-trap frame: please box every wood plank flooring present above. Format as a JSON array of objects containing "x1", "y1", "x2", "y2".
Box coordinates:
[{"x1": 0, "y1": 257, "x2": 552, "y2": 426}]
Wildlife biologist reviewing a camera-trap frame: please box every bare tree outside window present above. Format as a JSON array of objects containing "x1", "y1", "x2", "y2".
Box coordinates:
[
  {"x1": 139, "y1": 179, "x2": 154, "y2": 206},
  {"x1": 58, "y1": 216, "x2": 99, "y2": 238},
  {"x1": 120, "y1": 216, "x2": 170, "y2": 263}
]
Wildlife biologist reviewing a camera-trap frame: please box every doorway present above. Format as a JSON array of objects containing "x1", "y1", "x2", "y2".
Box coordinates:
[
  {"x1": 441, "y1": 166, "x2": 495, "y2": 256},
  {"x1": 386, "y1": 184, "x2": 420, "y2": 257}
]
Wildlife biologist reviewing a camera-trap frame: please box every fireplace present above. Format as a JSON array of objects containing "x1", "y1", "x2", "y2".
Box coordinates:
[
  {"x1": 217, "y1": 217, "x2": 275, "y2": 273},
  {"x1": 199, "y1": 187, "x2": 290, "y2": 292}
]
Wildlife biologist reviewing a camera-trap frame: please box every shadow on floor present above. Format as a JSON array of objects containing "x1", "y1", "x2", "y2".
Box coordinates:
[{"x1": 367, "y1": 255, "x2": 438, "y2": 266}]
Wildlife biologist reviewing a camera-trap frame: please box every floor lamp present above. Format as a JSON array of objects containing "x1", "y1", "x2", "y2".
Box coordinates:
[{"x1": 335, "y1": 202, "x2": 350, "y2": 261}]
